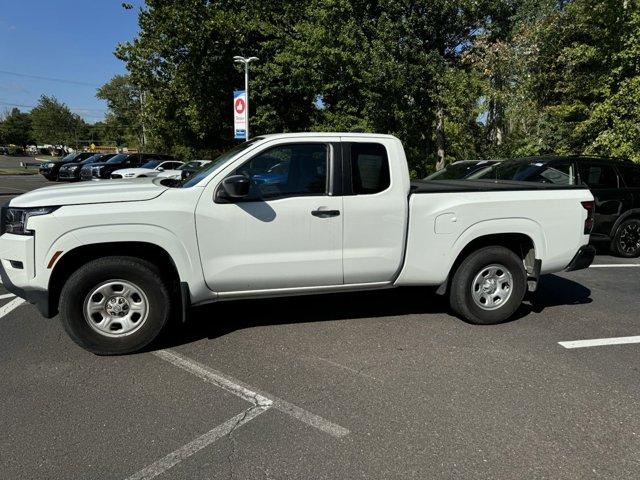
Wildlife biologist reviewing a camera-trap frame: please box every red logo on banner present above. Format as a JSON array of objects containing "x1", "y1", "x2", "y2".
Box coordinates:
[{"x1": 235, "y1": 98, "x2": 246, "y2": 114}]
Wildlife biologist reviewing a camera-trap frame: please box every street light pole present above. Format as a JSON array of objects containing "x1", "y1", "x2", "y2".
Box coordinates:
[{"x1": 233, "y1": 56, "x2": 258, "y2": 141}]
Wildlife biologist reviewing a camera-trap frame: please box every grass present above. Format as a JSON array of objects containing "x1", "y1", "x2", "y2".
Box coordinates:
[{"x1": 0, "y1": 168, "x2": 39, "y2": 175}]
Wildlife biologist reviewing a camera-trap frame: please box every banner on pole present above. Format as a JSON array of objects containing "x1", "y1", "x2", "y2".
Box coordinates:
[{"x1": 233, "y1": 90, "x2": 247, "y2": 140}]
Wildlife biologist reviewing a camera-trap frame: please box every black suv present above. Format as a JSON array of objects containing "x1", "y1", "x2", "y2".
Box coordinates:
[
  {"x1": 79, "y1": 153, "x2": 175, "y2": 180},
  {"x1": 57, "y1": 153, "x2": 116, "y2": 181},
  {"x1": 39, "y1": 152, "x2": 96, "y2": 181},
  {"x1": 472, "y1": 156, "x2": 640, "y2": 257}
]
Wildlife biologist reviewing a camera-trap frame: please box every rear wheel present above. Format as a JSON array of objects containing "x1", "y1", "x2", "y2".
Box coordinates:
[
  {"x1": 449, "y1": 246, "x2": 527, "y2": 325},
  {"x1": 612, "y1": 219, "x2": 640, "y2": 258},
  {"x1": 59, "y1": 256, "x2": 172, "y2": 355}
]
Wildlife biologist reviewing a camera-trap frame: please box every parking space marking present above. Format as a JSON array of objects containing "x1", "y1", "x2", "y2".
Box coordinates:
[
  {"x1": 154, "y1": 349, "x2": 350, "y2": 438},
  {"x1": 559, "y1": 335, "x2": 640, "y2": 349},
  {"x1": 0, "y1": 293, "x2": 15, "y2": 300},
  {"x1": 590, "y1": 264, "x2": 640, "y2": 268},
  {"x1": 125, "y1": 405, "x2": 270, "y2": 480},
  {"x1": 0, "y1": 297, "x2": 25, "y2": 318}
]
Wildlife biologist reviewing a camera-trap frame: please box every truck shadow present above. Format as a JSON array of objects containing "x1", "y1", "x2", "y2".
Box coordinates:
[{"x1": 156, "y1": 274, "x2": 592, "y2": 350}]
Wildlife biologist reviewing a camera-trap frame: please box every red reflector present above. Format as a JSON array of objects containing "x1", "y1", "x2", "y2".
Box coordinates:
[
  {"x1": 581, "y1": 201, "x2": 595, "y2": 212},
  {"x1": 581, "y1": 201, "x2": 595, "y2": 234}
]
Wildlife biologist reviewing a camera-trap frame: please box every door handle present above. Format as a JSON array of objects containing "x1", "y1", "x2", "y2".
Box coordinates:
[{"x1": 311, "y1": 208, "x2": 340, "y2": 218}]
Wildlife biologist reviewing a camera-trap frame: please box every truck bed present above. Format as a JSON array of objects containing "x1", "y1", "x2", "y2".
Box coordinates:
[{"x1": 410, "y1": 179, "x2": 590, "y2": 194}]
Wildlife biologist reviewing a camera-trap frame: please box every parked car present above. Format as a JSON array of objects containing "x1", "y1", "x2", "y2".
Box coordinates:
[
  {"x1": 155, "y1": 160, "x2": 212, "y2": 181},
  {"x1": 0, "y1": 133, "x2": 594, "y2": 355},
  {"x1": 470, "y1": 156, "x2": 640, "y2": 257},
  {"x1": 38, "y1": 152, "x2": 95, "y2": 181},
  {"x1": 58, "y1": 153, "x2": 116, "y2": 181},
  {"x1": 79, "y1": 153, "x2": 175, "y2": 180},
  {"x1": 0, "y1": 146, "x2": 9, "y2": 155},
  {"x1": 110, "y1": 159, "x2": 184, "y2": 179},
  {"x1": 425, "y1": 160, "x2": 499, "y2": 180}
]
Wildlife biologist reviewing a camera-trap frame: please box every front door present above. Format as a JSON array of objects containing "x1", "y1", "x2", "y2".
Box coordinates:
[{"x1": 195, "y1": 141, "x2": 343, "y2": 292}]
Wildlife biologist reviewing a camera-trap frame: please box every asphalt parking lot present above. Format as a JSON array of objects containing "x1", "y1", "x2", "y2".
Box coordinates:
[{"x1": 1, "y1": 175, "x2": 640, "y2": 479}]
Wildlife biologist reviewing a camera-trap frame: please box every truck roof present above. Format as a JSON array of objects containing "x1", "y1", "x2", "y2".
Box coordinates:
[{"x1": 257, "y1": 132, "x2": 398, "y2": 140}]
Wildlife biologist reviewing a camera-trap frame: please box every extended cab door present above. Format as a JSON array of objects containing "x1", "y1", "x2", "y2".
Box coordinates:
[
  {"x1": 341, "y1": 138, "x2": 410, "y2": 284},
  {"x1": 195, "y1": 139, "x2": 343, "y2": 292}
]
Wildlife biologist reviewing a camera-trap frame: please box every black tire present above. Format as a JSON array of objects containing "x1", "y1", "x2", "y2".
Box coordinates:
[
  {"x1": 449, "y1": 246, "x2": 527, "y2": 325},
  {"x1": 59, "y1": 256, "x2": 172, "y2": 355},
  {"x1": 611, "y1": 219, "x2": 640, "y2": 258}
]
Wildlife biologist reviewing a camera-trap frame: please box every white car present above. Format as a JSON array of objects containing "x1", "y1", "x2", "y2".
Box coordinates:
[
  {"x1": 0, "y1": 132, "x2": 595, "y2": 355},
  {"x1": 156, "y1": 160, "x2": 212, "y2": 180},
  {"x1": 110, "y1": 159, "x2": 184, "y2": 179}
]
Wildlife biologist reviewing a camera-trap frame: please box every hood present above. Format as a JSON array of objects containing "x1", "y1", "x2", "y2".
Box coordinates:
[
  {"x1": 112, "y1": 168, "x2": 153, "y2": 175},
  {"x1": 10, "y1": 178, "x2": 168, "y2": 208}
]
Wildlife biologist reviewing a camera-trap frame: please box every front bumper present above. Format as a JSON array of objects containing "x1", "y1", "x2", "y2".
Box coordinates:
[
  {"x1": 565, "y1": 245, "x2": 596, "y2": 272},
  {"x1": 0, "y1": 233, "x2": 51, "y2": 317},
  {"x1": 58, "y1": 169, "x2": 79, "y2": 180}
]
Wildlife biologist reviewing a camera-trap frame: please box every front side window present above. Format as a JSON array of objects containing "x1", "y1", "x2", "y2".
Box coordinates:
[
  {"x1": 350, "y1": 143, "x2": 390, "y2": 194},
  {"x1": 234, "y1": 143, "x2": 328, "y2": 199},
  {"x1": 141, "y1": 160, "x2": 162, "y2": 169},
  {"x1": 579, "y1": 164, "x2": 619, "y2": 188}
]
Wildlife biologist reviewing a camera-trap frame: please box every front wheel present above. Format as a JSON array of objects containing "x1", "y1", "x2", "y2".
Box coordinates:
[
  {"x1": 59, "y1": 256, "x2": 172, "y2": 355},
  {"x1": 612, "y1": 219, "x2": 640, "y2": 258},
  {"x1": 449, "y1": 246, "x2": 527, "y2": 325}
]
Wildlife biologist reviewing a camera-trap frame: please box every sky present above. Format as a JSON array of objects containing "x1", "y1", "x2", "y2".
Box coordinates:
[{"x1": 0, "y1": 0, "x2": 143, "y2": 123}]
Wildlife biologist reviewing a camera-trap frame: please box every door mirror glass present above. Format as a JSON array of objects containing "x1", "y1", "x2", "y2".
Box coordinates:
[{"x1": 220, "y1": 175, "x2": 251, "y2": 199}]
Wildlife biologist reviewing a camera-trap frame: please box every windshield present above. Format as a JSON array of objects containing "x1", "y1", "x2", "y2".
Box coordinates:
[
  {"x1": 81, "y1": 154, "x2": 103, "y2": 164},
  {"x1": 141, "y1": 160, "x2": 162, "y2": 169},
  {"x1": 469, "y1": 160, "x2": 576, "y2": 184},
  {"x1": 106, "y1": 154, "x2": 130, "y2": 164},
  {"x1": 181, "y1": 161, "x2": 203, "y2": 169},
  {"x1": 426, "y1": 162, "x2": 489, "y2": 180},
  {"x1": 178, "y1": 139, "x2": 263, "y2": 188},
  {"x1": 60, "y1": 153, "x2": 78, "y2": 162}
]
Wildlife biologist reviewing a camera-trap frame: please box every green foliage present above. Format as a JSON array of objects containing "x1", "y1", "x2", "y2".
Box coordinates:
[
  {"x1": 96, "y1": 75, "x2": 143, "y2": 148},
  {"x1": 30, "y1": 95, "x2": 85, "y2": 146},
  {"x1": 109, "y1": 0, "x2": 639, "y2": 167},
  {"x1": 0, "y1": 108, "x2": 32, "y2": 147}
]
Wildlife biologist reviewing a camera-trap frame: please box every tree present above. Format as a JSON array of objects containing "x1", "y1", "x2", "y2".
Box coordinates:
[
  {"x1": 30, "y1": 95, "x2": 85, "y2": 147},
  {"x1": 0, "y1": 108, "x2": 33, "y2": 148},
  {"x1": 97, "y1": 74, "x2": 144, "y2": 148}
]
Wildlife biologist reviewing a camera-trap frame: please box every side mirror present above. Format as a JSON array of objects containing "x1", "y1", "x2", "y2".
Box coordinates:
[
  {"x1": 220, "y1": 175, "x2": 251, "y2": 199},
  {"x1": 157, "y1": 167, "x2": 164, "y2": 172}
]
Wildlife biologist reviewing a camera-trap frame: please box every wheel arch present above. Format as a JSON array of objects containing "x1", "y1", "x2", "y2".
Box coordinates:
[
  {"x1": 610, "y1": 209, "x2": 640, "y2": 238},
  {"x1": 48, "y1": 242, "x2": 181, "y2": 317}
]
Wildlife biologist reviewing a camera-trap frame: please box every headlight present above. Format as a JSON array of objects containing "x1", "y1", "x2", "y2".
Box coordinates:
[
  {"x1": 45, "y1": 162, "x2": 55, "y2": 168},
  {"x1": 0, "y1": 206, "x2": 59, "y2": 236},
  {"x1": 92, "y1": 165, "x2": 102, "y2": 172},
  {"x1": 68, "y1": 165, "x2": 80, "y2": 171}
]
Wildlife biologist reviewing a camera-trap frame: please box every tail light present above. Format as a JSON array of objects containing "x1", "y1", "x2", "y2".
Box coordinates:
[{"x1": 581, "y1": 201, "x2": 595, "y2": 234}]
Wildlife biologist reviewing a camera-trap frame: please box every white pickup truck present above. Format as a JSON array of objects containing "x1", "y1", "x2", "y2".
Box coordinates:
[{"x1": 0, "y1": 133, "x2": 596, "y2": 354}]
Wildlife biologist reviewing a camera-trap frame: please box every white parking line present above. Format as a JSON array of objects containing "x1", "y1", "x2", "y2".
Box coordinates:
[
  {"x1": 0, "y1": 293, "x2": 15, "y2": 300},
  {"x1": 154, "y1": 349, "x2": 350, "y2": 438},
  {"x1": 125, "y1": 405, "x2": 270, "y2": 480},
  {"x1": 590, "y1": 264, "x2": 640, "y2": 268},
  {"x1": 559, "y1": 335, "x2": 640, "y2": 349},
  {"x1": 0, "y1": 297, "x2": 25, "y2": 318}
]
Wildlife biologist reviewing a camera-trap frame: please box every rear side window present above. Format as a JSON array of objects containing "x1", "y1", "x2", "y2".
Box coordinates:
[
  {"x1": 350, "y1": 143, "x2": 390, "y2": 194},
  {"x1": 618, "y1": 165, "x2": 640, "y2": 188},
  {"x1": 579, "y1": 164, "x2": 619, "y2": 188}
]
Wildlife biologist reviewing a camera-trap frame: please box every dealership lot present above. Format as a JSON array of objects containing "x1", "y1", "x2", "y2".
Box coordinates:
[{"x1": 1, "y1": 177, "x2": 640, "y2": 479}]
